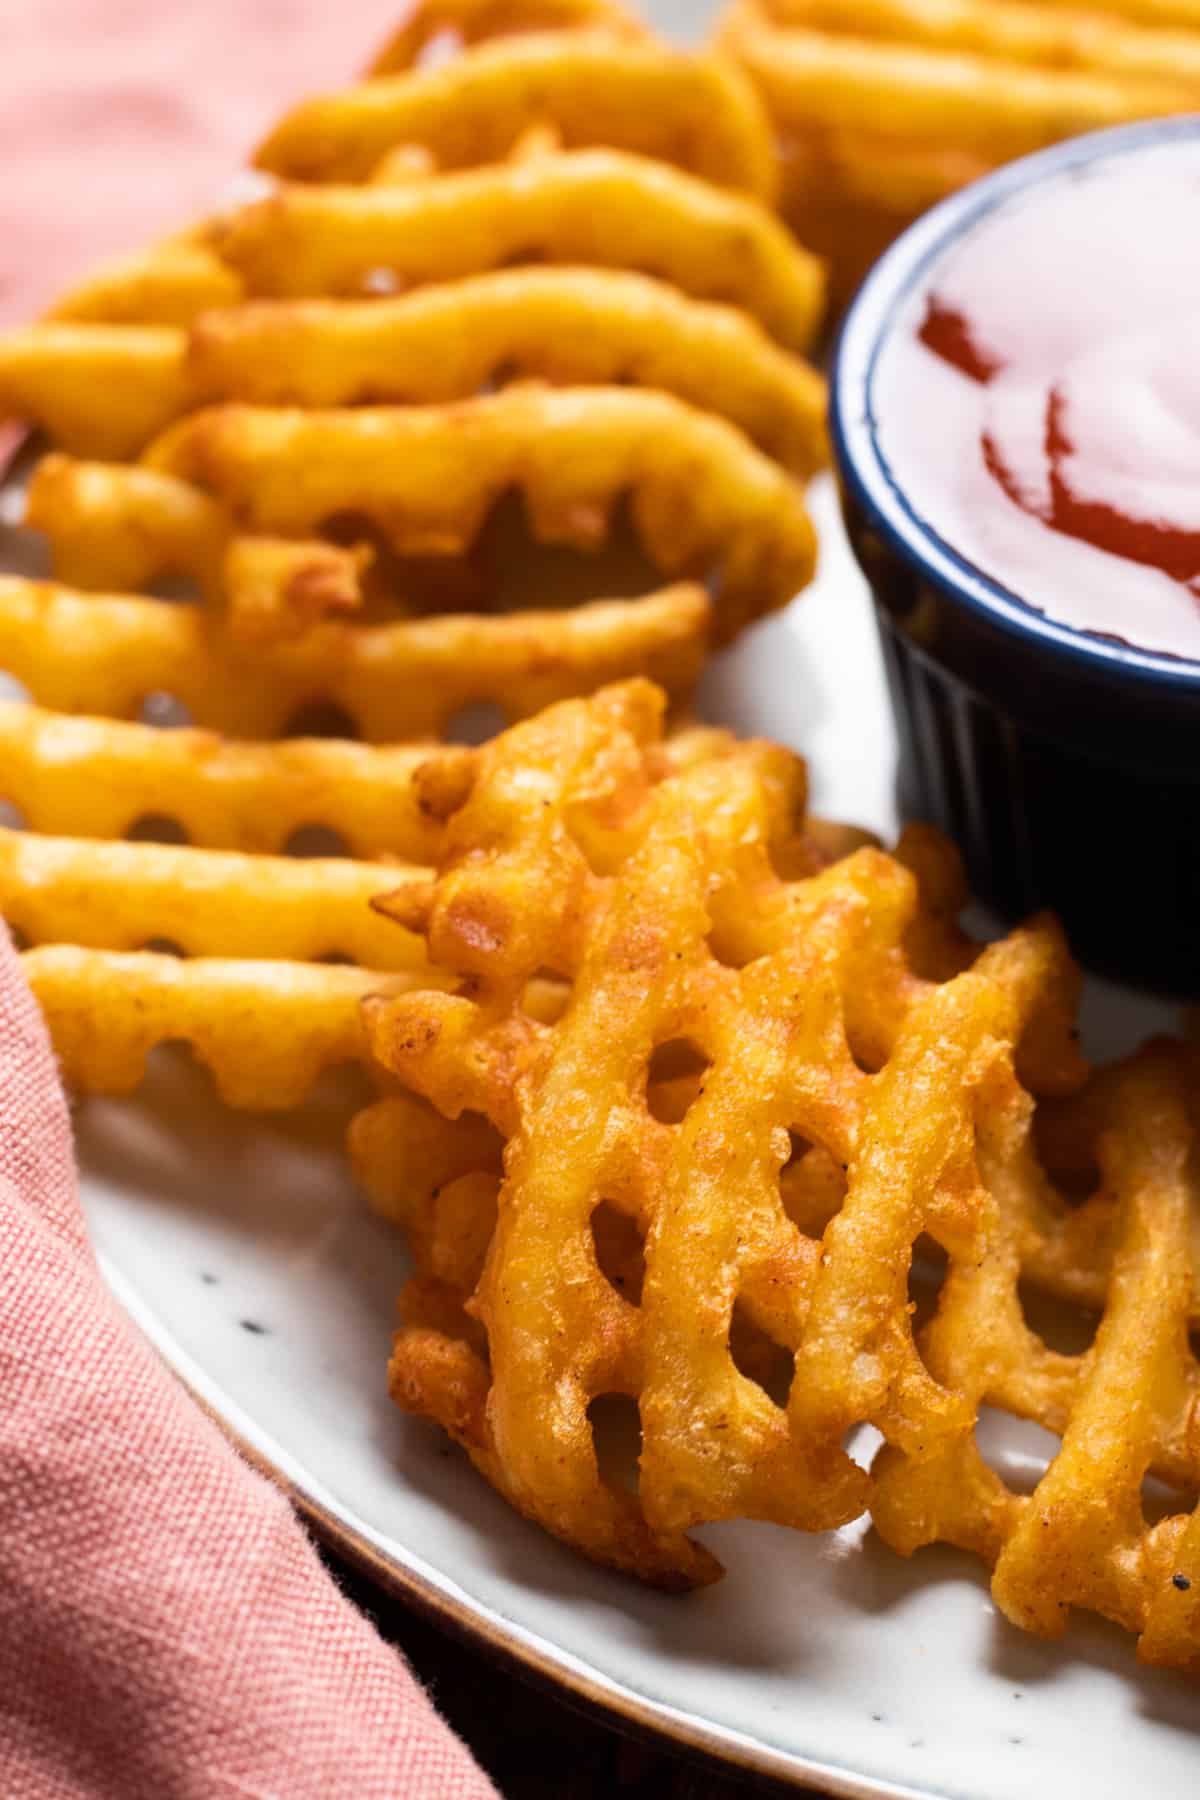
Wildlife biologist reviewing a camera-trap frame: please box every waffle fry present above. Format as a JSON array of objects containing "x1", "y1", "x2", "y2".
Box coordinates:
[
  {"x1": 217, "y1": 156, "x2": 821, "y2": 346},
  {"x1": 0, "y1": 326, "x2": 190, "y2": 461},
  {"x1": 140, "y1": 394, "x2": 814, "y2": 641},
  {"x1": 0, "y1": 702, "x2": 468, "y2": 861},
  {"x1": 356, "y1": 682, "x2": 1084, "y2": 1587},
  {"x1": 2, "y1": 273, "x2": 826, "y2": 471},
  {"x1": 24, "y1": 947, "x2": 402, "y2": 1108},
  {"x1": 0, "y1": 578, "x2": 709, "y2": 740},
  {"x1": 2, "y1": 0, "x2": 823, "y2": 682},
  {"x1": 25, "y1": 458, "x2": 224, "y2": 592},
  {"x1": 21, "y1": 455, "x2": 375, "y2": 640},
  {"x1": 718, "y1": 0, "x2": 1200, "y2": 298},
  {"x1": 350, "y1": 1087, "x2": 504, "y2": 1353},
  {"x1": 186, "y1": 275, "x2": 827, "y2": 476},
  {"x1": 255, "y1": 35, "x2": 775, "y2": 195},
  {"x1": 356, "y1": 682, "x2": 1200, "y2": 1668},
  {"x1": 872, "y1": 1043, "x2": 1200, "y2": 1669},
  {"x1": 0, "y1": 830, "x2": 430, "y2": 972},
  {"x1": 796, "y1": 0, "x2": 1200, "y2": 80},
  {"x1": 47, "y1": 237, "x2": 243, "y2": 327}
]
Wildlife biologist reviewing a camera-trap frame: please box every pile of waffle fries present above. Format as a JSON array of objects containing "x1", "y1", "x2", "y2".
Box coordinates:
[
  {"x1": 2, "y1": 0, "x2": 1200, "y2": 1685},
  {"x1": 0, "y1": 0, "x2": 826, "y2": 710},
  {"x1": 718, "y1": 0, "x2": 1200, "y2": 299},
  {"x1": 355, "y1": 682, "x2": 1200, "y2": 1670}
]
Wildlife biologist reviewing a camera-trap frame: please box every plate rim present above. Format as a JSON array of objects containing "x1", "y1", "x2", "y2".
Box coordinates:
[{"x1": 99, "y1": 1253, "x2": 940, "y2": 1800}]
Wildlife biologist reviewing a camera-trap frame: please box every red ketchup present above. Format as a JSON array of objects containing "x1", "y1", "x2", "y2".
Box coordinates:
[{"x1": 874, "y1": 142, "x2": 1200, "y2": 663}]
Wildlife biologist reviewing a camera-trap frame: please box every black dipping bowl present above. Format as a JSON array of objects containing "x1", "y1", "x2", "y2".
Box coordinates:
[{"x1": 830, "y1": 120, "x2": 1200, "y2": 996}]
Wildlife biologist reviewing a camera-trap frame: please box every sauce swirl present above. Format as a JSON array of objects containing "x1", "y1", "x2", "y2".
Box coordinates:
[{"x1": 876, "y1": 142, "x2": 1200, "y2": 662}]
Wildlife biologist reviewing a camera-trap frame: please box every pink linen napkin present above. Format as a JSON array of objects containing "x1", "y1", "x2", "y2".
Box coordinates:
[
  {"x1": 0, "y1": 926, "x2": 499, "y2": 1798},
  {"x1": 0, "y1": 0, "x2": 397, "y2": 327},
  {"x1": 2, "y1": 9, "x2": 501, "y2": 1784}
]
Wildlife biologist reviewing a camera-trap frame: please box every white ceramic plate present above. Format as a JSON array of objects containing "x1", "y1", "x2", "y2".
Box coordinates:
[
  {"x1": 50, "y1": 477, "x2": 1192, "y2": 1800},
  {"x1": 9, "y1": 3, "x2": 1198, "y2": 1776}
]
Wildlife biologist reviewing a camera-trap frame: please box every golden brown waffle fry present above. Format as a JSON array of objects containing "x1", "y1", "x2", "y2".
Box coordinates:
[
  {"x1": 143, "y1": 394, "x2": 815, "y2": 640},
  {"x1": 24, "y1": 946, "x2": 403, "y2": 1108},
  {"x1": 871, "y1": 1043, "x2": 1200, "y2": 1670},
  {"x1": 0, "y1": 702, "x2": 466, "y2": 861},
  {"x1": 0, "y1": 830, "x2": 429, "y2": 971},
  {"x1": 368, "y1": 0, "x2": 645, "y2": 74},
  {"x1": 0, "y1": 578, "x2": 709, "y2": 741},
  {"x1": 355, "y1": 679, "x2": 1200, "y2": 1667},
  {"x1": 718, "y1": 0, "x2": 1200, "y2": 299},
  {"x1": 217, "y1": 153, "x2": 822, "y2": 347},
  {"x1": 350, "y1": 1089, "x2": 504, "y2": 1351},
  {"x1": 187, "y1": 274, "x2": 827, "y2": 475},
  {"x1": 776, "y1": 926, "x2": 1082, "y2": 1523},
  {"x1": 256, "y1": 34, "x2": 776, "y2": 196},
  {"x1": 358, "y1": 681, "x2": 1084, "y2": 1587}
]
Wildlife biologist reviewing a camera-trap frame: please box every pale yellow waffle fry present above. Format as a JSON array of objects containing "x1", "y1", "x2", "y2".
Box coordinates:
[
  {"x1": 24, "y1": 458, "x2": 225, "y2": 593},
  {"x1": 142, "y1": 394, "x2": 815, "y2": 641},
  {"x1": 717, "y1": 0, "x2": 1200, "y2": 298},
  {"x1": 0, "y1": 578, "x2": 709, "y2": 741},
  {"x1": 22, "y1": 455, "x2": 372, "y2": 642},
  {"x1": 872, "y1": 1043, "x2": 1200, "y2": 1671},
  {"x1": 357, "y1": 681, "x2": 1083, "y2": 1587},
  {"x1": 0, "y1": 702, "x2": 468, "y2": 862},
  {"x1": 786, "y1": 0, "x2": 1200, "y2": 80},
  {"x1": 0, "y1": 830, "x2": 429, "y2": 972},
  {"x1": 368, "y1": 0, "x2": 646, "y2": 75},
  {"x1": 47, "y1": 237, "x2": 243, "y2": 328},
  {"x1": 217, "y1": 154, "x2": 822, "y2": 347},
  {"x1": 0, "y1": 1, "x2": 824, "y2": 674},
  {"x1": 0, "y1": 0, "x2": 823, "y2": 692},
  {"x1": 0, "y1": 326, "x2": 190, "y2": 460},
  {"x1": 1, "y1": 272, "x2": 826, "y2": 470},
  {"x1": 187, "y1": 274, "x2": 827, "y2": 476},
  {"x1": 731, "y1": 0, "x2": 1199, "y2": 151},
  {"x1": 255, "y1": 34, "x2": 776, "y2": 197},
  {"x1": 6, "y1": 0, "x2": 823, "y2": 640},
  {"x1": 24, "y1": 946, "x2": 405, "y2": 1109}
]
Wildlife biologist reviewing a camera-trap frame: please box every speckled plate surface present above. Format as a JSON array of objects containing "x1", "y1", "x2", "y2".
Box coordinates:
[{"x1": 63, "y1": 477, "x2": 1198, "y2": 1798}]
